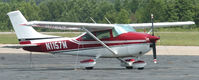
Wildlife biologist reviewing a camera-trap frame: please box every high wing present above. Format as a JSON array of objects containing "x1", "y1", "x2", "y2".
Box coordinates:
[
  {"x1": 23, "y1": 21, "x2": 115, "y2": 31},
  {"x1": 23, "y1": 21, "x2": 195, "y2": 31},
  {"x1": 2, "y1": 44, "x2": 38, "y2": 49},
  {"x1": 130, "y1": 21, "x2": 195, "y2": 29}
]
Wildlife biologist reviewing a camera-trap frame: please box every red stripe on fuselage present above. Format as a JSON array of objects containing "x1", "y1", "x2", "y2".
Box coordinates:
[{"x1": 20, "y1": 41, "x2": 31, "y2": 44}]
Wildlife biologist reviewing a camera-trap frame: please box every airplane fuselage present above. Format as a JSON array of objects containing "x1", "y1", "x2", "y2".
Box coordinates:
[{"x1": 21, "y1": 31, "x2": 159, "y2": 58}]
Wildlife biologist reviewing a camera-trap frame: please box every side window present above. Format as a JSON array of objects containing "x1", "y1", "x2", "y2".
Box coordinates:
[
  {"x1": 96, "y1": 30, "x2": 110, "y2": 39},
  {"x1": 82, "y1": 30, "x2": 110, "y2": 40},
  {"x1": 82, "y1": 33, "x2": 94, "y2": 40}
]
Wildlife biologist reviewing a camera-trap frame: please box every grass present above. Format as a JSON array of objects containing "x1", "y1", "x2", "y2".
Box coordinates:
[
  {"x1": 155, "y1": 32, "x2": 199, "y2": 46},
  {"x1": 0, "y1": 32, "x2": 199, "y2": 46},
  {"x1": 0, "y1": 34, "x2": 18, "y2": 44}
]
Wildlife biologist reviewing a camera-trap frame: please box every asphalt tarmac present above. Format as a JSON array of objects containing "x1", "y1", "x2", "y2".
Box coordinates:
[{"x1": 0, "y1": 47, "x2": 199, "y2": 80}]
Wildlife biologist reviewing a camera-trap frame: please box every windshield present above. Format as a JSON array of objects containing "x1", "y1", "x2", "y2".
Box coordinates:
[{"x1": 112, "y1": 24, "x2": 136, "y2": 37}]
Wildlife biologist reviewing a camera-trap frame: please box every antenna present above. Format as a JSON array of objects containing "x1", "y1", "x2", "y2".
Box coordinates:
[
  {"x1": 90, "y1": 17, "x2": 96, "y2": 24},
  {"x1": 105, "y1": 17, "x2": 111, "y2": 24}
]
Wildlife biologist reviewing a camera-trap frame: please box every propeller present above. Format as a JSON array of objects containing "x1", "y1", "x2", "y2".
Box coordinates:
[{"x1": 151, "y1": 14, "x2": 157, "y2": 64}]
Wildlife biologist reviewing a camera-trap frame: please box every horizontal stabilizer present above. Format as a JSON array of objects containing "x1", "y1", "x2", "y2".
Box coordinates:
[{"x1": 2, "y1": 44, "x2": 38, "y2": 49}]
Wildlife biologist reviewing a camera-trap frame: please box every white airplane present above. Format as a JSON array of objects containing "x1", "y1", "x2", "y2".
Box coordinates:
[{"x1": 5, "y1": 10, "x2": 195, "y2": 70}]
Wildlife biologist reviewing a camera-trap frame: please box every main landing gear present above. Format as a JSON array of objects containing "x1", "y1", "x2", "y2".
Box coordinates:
[
  {"x1": 133, "y1": 60, "x2": 146, "y2": 70},
  {"x1": 79, "y1": 58, "x2": 146, "y2": 70},
  {"x1": 121, "y1": 59, "x2": 147, "y2": 70},
  {"x1": 80, "y1": 59, "x2": 96, "y2": 70}
]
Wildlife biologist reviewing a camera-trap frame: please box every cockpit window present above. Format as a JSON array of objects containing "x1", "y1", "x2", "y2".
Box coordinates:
[
  {"x1": 112, "y1": 24, "x2": 136, "y2": 37},
  {"x1": 96, "y1": 30, "x2": 110, "y2": 39},
  {"x1": 82, "y1": 33, "x2": 94, "y2": 40},
  {"x1": 82, "y1": 30, "x2": 110, "y2": 40},
  {"x1": 82, "y1": 25, "x2": 135, "y2": 40}
]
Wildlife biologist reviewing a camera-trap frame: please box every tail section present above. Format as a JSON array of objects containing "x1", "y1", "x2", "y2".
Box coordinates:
[{"x1": 7, "y1": 10, "x2": 59, "y2": 42}]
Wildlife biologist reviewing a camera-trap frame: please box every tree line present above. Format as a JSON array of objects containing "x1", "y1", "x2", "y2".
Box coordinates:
[{"x1": 0, "y1": 0, "x2": 199, "y2": 31}]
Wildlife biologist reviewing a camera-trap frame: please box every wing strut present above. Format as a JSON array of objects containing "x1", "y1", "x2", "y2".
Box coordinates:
[{"x1": 82, "y1": 27, "x2": 126, "y2": 63}]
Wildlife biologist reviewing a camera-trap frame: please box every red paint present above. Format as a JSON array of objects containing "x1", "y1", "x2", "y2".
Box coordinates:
[
  {"x1": 80, "y1": 59, "x2": 95, "y2": 63},
  {"x1": 148, "y1": 35, "x2": 160, "y2": 42},
  {"x1": 125, "y1": 59, "x2": 135, "y2": 62},
  {"x1": 153, "y1": 59, "x2": 157, "y2": 63},
  {"x1": 133, "y1": 60, "x2": 145, "y2": 64},
  {"x1": 20, "y1": 41, "x2": 31, "y2": 44}
]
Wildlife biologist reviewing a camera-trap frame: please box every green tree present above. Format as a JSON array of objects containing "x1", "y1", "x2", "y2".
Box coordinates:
[
  {"x1": 38, "y1": 1, "x2": 51, "y2": 21},
  {"x1": 193, "y1": 3, "x2": 199, "y2": 26},
  {"x1": 10, "y1": 1, "x2": 41, "y2": 21},
  {"x1": 175, "y1": 0, "x2": 194, "y2": 21},
  {"x1": 93, "y1": 0, "x2": 115, "y2": 23},
  {"x1": 105, "y1": 9, "x2": 131, "y2": 24},
  {"x1": 0, "y1": 2, "x2": 11, "y2": 31},
  {"x1": 165, "y1": 0, "x2": 179, "y2": 21},
  {"x1": 135, "y1": 0, "x2": 167, "y2": 22}
]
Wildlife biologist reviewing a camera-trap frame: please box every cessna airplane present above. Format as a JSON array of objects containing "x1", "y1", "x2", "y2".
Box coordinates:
[{"x1": 5, "y1": 10, "x2": 195, "y2": 70}]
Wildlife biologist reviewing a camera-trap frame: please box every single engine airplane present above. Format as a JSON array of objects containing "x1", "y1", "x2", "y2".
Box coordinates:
[{"x1": 5, "y1": 10, "x2": 195, "y2": 70}]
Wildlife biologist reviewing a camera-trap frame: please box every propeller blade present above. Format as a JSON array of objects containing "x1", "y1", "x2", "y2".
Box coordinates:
[
  {"x1": 151, "y1": 14, "x2": 154, "y2": 36},
  {"x1": 152, "y1": 42, "x2": 157, "y2": 64},
  {"x1": 151, "y1": 14, "x2": 157, "y2": 64}
]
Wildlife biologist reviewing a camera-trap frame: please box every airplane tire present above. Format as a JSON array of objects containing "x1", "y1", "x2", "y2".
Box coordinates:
[
  {"x1": 85, "y1": 67, "x2": 93, "y2": 70},
  {"x1": 126, "y1": 66, "x2": 133, "y2": 69},
  {"x1": 138, "y1": 67, "x2": 144, "y2": 70}
]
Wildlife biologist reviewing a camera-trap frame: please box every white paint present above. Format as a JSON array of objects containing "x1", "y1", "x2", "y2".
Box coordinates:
[
  {"x1": 80, "y1": 61, "x2": 96, "y2": 68},
  {"x1": 26, "y1": 19, "x2": 194, "y2": 31},
  {"x1": 133, "y1": 62, "x2": 147, "y2": 68},
  {"x1": 51, "y1": 43, "x2": 151, "y2": 58},
  {"x1": 30, "y1": 37, "x2": 76, "y2": 44}
]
